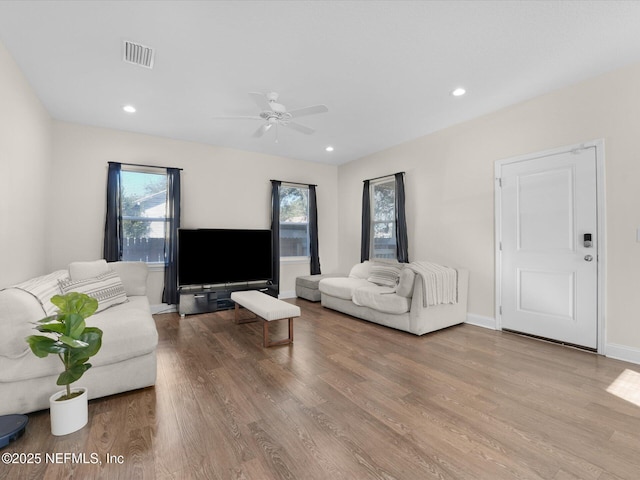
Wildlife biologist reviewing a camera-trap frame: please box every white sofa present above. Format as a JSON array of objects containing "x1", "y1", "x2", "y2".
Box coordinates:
[
  {"x1": 0, "y1": 261, "x2": 158, "y2": 416},
  {"x1": 319, "y1": 260, "x2": 468, "y2": 335}
]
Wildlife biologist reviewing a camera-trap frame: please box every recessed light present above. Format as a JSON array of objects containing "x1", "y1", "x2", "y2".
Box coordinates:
[
  {"x1": 451, "y1": 88, "x2": 466, "y2": 97},
  {"x1": 325, "y1": 146, "x2": 334, "y2": 152},
  {"x1": 123, "y1": 105, "x2": 136, "y2": 113}
]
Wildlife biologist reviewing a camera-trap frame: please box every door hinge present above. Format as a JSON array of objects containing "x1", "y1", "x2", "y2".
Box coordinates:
[
  {"x1": 497, "y1": 177, "x2": 503, "y2": 187},
  {"x1": 499, "y1": 305, "x2": 502, "y2": 315},
  {"x1": 499, "y1": 241, "x2": 502, "y2": 251}
]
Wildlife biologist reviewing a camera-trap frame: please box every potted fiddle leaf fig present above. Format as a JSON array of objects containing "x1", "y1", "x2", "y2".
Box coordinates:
[{"x1": 26, "y1": 292, "x2": 103, "y2": 436}]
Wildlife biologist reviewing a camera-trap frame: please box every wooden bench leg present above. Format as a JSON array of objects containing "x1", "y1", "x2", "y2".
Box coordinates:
[
  {"x1": 263, "y1": 320, "x2": 269, "y2": 347},
  {"x1": 234, "y1": 302, "x2": 257, "y2": 324},
  {"x1": 262, "y1": 317, "x2": 294, "y2": 348},
  {"x1": 289, "y1": 317, "x2": 293, "y2": 343}
]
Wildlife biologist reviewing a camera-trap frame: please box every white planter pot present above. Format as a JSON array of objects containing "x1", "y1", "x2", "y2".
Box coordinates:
[{"x1": 49, "y1": 387, "x2": 88, "y2": 436}]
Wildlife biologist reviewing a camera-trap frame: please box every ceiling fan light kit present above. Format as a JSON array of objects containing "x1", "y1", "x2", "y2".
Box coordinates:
[{"x1": 219, "y1": 92, "x2": 328, "y2": 140}]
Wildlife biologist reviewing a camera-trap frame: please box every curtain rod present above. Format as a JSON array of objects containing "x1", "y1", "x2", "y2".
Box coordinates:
[
  {"x1": 108, "y1": 161, "x2": 183, "y2": 171},
  {"x1": 363, "y1": 171, "x2": 404, "y2": 183},
  {"x1": 271, "y1": 179, "x2": 318, "y2": 187}
]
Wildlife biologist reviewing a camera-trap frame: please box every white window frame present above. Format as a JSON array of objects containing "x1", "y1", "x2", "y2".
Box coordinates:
[
  {"x1": 279, "y1": 183, "x2": 310, "y2": 261},
  {"x1": 120, "y1": 166, "x2": 167, "y2": 269},
  {"x1": 370, "y1": 176, "x2": 397, "y2": 260}
]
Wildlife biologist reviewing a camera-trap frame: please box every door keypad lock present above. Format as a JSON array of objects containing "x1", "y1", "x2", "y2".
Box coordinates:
[{"x1": 583, "y1": 233, "x2": 592, "y2": 248}]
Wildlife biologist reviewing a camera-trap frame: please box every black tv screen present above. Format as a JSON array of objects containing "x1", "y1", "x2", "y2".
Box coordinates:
[{"x1": 178, "y1": 229, "x2": 272, "y2": 286}]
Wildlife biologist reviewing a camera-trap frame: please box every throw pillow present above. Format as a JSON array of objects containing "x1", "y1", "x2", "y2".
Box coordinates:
[
  {"x1": 367, "y1": 264, "x2": 402, "y2": 287},
  {"x1": 59, "y1": 269, "x2": 128, "y2": 313},
  {"x1": 349, "y1": 261, "x2": 373, "y2": 279},
  {"x1": 14, "y1": 270, "x2": 69, "y2": 316},
  {"x1": 68, "y1": 259, "x2": 109, "y2": 281}
]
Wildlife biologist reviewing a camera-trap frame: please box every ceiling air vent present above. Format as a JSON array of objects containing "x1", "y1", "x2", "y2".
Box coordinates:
[{"x1": 123, "y1": 41, "x2": 155, "y2": 69}]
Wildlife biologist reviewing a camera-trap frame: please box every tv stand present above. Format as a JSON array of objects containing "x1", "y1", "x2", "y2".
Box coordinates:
[{"x1": 178, "y1": 282, "x2": 277, "y2": 317}]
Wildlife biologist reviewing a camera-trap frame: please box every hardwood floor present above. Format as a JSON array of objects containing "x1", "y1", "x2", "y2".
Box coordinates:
[{"x1": 3, "y1": 298, "x2": 640, "y2": 479}]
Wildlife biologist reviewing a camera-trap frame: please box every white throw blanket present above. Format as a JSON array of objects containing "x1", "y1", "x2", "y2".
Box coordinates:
[{"x1": 405, "y1": 261, "x2": 458, "y2": 307}]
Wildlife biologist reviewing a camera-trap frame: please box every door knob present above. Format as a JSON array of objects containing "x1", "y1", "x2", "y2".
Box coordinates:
[{"x1": 584, "y1": 255, "x2": 593, "y2": 262}]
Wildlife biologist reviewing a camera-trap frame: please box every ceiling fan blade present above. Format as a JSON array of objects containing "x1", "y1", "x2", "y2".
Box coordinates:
[
  {"x1": 248, "y1": 92, "x2": 271, "y2": 112},
  {"x1": 288, "y1": 104, "x2": 328, "y2": 119},
  {"x1": 212, "y1": 116, "x2": 262, "y2": 120},
  {"x1": 285, "y1": 121, "x2": 315, "y2": 135},
  {"x1": 252, "y1": 123, "x2": 272, "y2": 138}
]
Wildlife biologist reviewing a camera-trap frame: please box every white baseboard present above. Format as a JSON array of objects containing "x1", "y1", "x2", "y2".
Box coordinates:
[
  {"x1": 606, "y1": 343, "x2": 640, "y2": 365},
  {"x1": 278, "y1": 290, "x2": 297, "y2": 300},
  {"x1": 465, "y1": 313, "x2": 496, "y2": 330},
  {"x1": 462, "y1": 317, "x2": 640, "y2": 365},
  {"x1": 151, "y1": 303, "x2": 177, "y2": 315}
]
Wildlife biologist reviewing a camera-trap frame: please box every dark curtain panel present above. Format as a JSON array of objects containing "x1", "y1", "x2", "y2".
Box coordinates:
[
  {"x1": 308, "y1": 185, "x2": 321, "y2": 275},
  {"x1": 360, "y1": 180, "x2": 371, "y2": 262},
  {"x1": 395, "y1": 172, "x2": 409, "y2": 263},
  {"x1": 270, "y1": 180, "x2": 281, "y2": 294},
  {"x1": 103, "y1": 162, "x2": 122, "y2": 262},
  {"x1": 162, "y1": 168, "x2": 181, "y2": 305}
]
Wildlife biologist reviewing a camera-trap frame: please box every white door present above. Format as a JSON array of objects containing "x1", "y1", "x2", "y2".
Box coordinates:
[{"x1": 498, "y1": 146, "x2": 599, "y2": 349}]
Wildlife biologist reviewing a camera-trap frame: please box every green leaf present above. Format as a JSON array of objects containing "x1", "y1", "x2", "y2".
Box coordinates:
[
  {"x1": 36, "y1": 314, "x2": 59, "y2": 324},
  {"x1": 51, "y1": 292, "x2": 98, "y2": 318},
  {"x1": 50, "y1": 294, "x2": 69, "y2": 313},
  {"x1": 79, "y1": 329, "x2": 102, "y2": 357},
  {"x1": 56, "y1": 363, "x2": 91, "y2": 386},
  {"x1": 70, "y1": 356, "x2": 90, "y2": 367},
  {"x1": 59, "y1": 335, "x2": 89, "y2": 349},
  {"x1": 35, "y1": 321, "x2": 65, "y2": 335},
  {"x1": 75, "y1": 295, "x2": 98, "y2": 318},
  {"x1": 64, "y1": 313, "x2": 86, "y2": 339},
  {"x1": 25, "y1": 336, "x2": 66, "y2": 357},
  {"x1": 69, "y1": 329, "x2": 103, "y2": 365}
]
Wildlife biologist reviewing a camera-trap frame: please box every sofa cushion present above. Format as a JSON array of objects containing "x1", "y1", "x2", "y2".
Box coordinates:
[
  {"x1": 0, "y1": 296, "x2": 157, "y2": 383},
  {"x1": 367, "y1": 264, "x2": 402, "y2": 287},
  {"x1": 319, "y1": 277, "x2": 371, "y2": 300},
  {"x1": 59, "y1": 270, "x2": 128, "y2": 313},
  {"x1": 352, "y1": 285, "x2": 411, "y2": 314},
  {"x1": 89, "y1": 297, "x2": 158, "y2": 365},
  {"x1": 396, "y1": 268, "x2": 416, "y2": 298},
  {"x1": 348, "y1": 261, "x2": 373, "y2": 279},
  {"x1": 108, "y1": 262, "x2": 148, "y2": 297},
  {"x1": 13, "y1": 270, "x2": 69, "y2": 316},
  {"x1": 69, "y1": 259, "x2": 109, "y2": 281}
]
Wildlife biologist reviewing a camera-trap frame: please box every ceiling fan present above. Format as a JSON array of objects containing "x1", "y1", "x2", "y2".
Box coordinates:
[{"x1": 216, "y1": 92, "x2": 328, "y2": 139}]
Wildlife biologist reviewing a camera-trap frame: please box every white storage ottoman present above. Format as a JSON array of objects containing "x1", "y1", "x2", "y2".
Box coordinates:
[{"x1": 295, "y1": 274, "x2": 344, "y2": 302}]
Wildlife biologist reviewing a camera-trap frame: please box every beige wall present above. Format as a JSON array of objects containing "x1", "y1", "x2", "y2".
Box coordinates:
[
  {"x1": 50, "y1": 122, "x2": 339, "y2": 304},
  {"x1": 0, "y1": 42, "x2": 52, "y2": 288},
  {"x1": 339, "y1": 62, "x2": 640, "y2": 351}
]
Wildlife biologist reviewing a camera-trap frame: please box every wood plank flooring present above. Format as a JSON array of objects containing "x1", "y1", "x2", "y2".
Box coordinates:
[{"x1": 3, "y1": 298, "x2": 640, "y2": 479}]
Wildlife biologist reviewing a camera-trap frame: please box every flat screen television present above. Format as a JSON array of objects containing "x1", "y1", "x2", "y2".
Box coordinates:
[{"x1": 178, "y1": 228, "x2": 272, "y2": 287}]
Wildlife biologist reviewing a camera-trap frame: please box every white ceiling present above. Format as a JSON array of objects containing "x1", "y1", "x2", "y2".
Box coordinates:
[{"x1": 1, "y1": 1, "x2": 640, "y2": 166}]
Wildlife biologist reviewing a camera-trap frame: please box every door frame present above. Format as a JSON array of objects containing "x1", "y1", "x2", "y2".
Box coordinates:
[{"x1": 494, "y1": 139, "x2": 606, "y2": 354}]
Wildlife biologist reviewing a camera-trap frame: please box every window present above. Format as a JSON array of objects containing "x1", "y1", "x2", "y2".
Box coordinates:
[
  {"x1": 121, "y1": 169, "x2": 167, "y2": 264},
  {"x1": 279, "y1": 185, "x2": 309, "y2": 258},
  {"x1": 370, "y1": 178, "x2": 396, "y2": 259}
]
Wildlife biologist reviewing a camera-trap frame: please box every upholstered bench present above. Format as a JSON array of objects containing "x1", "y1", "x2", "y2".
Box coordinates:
[
  {"x1": 230, "y1": 291, "x2": 301, "y2": 347},
  {"x1": 296, "y1": 273, "x2": 344, "y2": 302}
]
